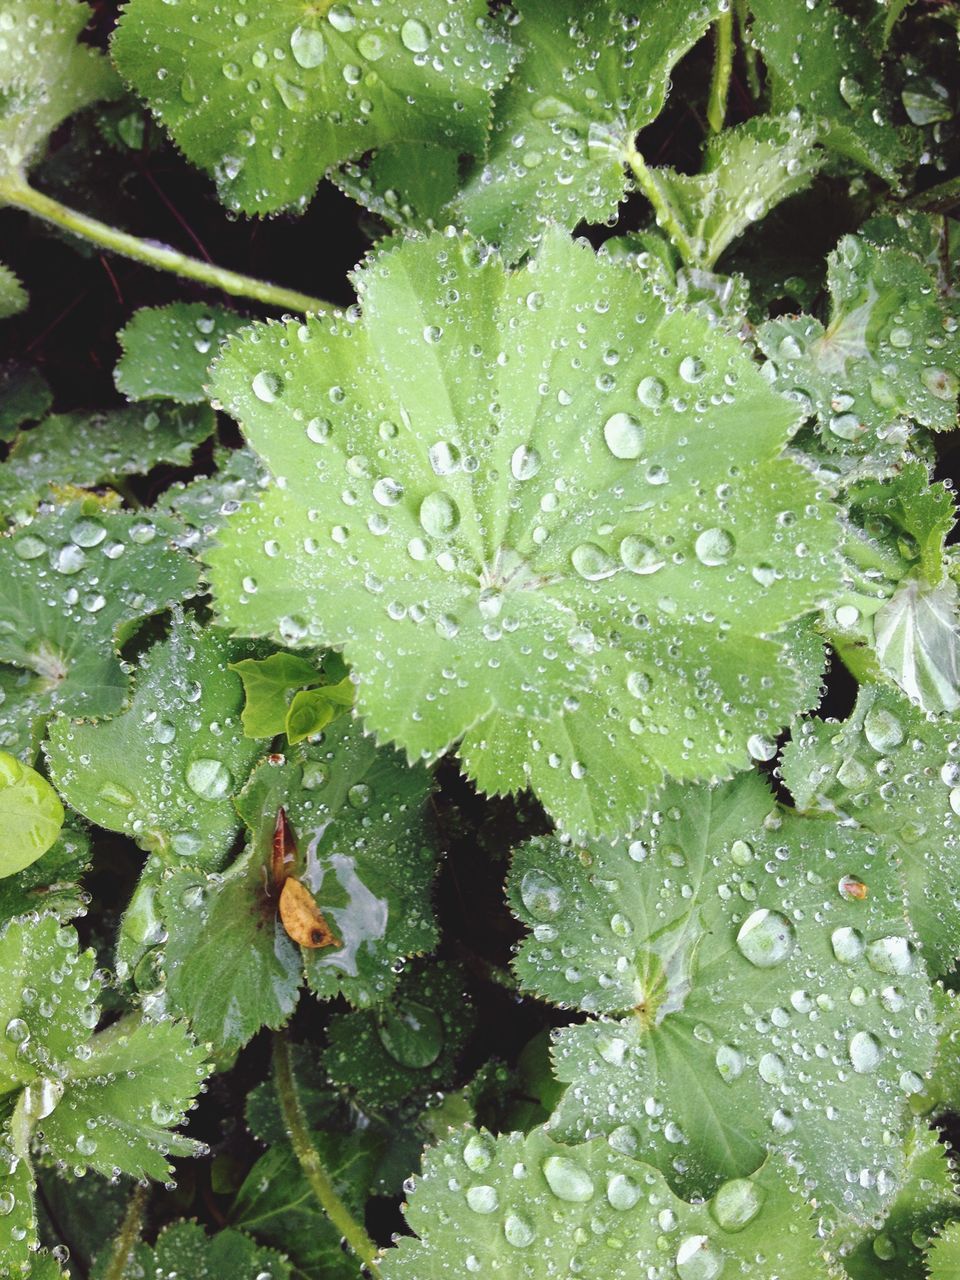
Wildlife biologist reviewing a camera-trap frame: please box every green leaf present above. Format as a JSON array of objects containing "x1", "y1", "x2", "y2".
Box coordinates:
[
  {"x1": 284, "y1": 677, "x2": 353, "y2": 745},
  {"x1": 0, "y1": 752, "x2": 63, "y2": 878},
  {"x1": 46, "y1": 613, "x2": 264, "y2": 868},
  {"x1": 156, "y1": 842, "x2": 303, "y2": 1057},
  {"x1": 0, "y1": 1109, "x2": 39, "y2": 1278},
  {"x1": 334, "y1": 140, "x2": 463, "y2": 234},
  {"x1": 234, "y1": 719, "x2": 438, "y2": 1007},
  {"x1": 230, "y1": 1134, "x2": 378, "y2": 1280},
  {"x1": 323, "y1": 961, "x2": 475, "y2": 1110},
  {"x1": 381, "y1": 1127, "x2": 831, "y2": 1279},
  {"x1": 0, "y1": 365, "x2": 52, "y2": 442},
  {"x1": 519, "y1": 773, "x2": 935, "y2": 1222},
  {"x1": 912, "y1": 986, "x2": 960, "y2": 1118},
  {"x1": 0, "y1": 502, "x2": 200, "y2": 729},
  {"x1": 746, "y1": 0, "x2": 913, "y2": 184},
  {"x1": 782, "y1": 684, "x2": 960, "y2": 976},
  {"x1": 635, "y1": 117, "x2": 825, "y2": 270},
  {"x1": 115, "y1": 304, "x2": 246, "y2": 405},
  {"x1": 0, "y1": 819, "x2": 90, "y2": 927},
  {"x1": 0, "y1": 915, "x2": 207, "y2": 1183},
  {"x1": 0, "y1": 403, "x2": 216, "y2": 520},
  {"x1": 207, "y1": 229, "x2": 839, "y2": 837},
  {"x1": 833, "y1": 1119, "x2": 958, "y2": 1279},
  {"x1": 229, "y1": 651, "x2": 324, "y2": 739},
  {"x1": 156, "y1": 445, "x2": 267, "y2": 552},
  {"x1": 759, "y1": 232, "x2": 960, "y2": 443},
  {"x1": 112, "y1": 0, "x2": 513, "y2": 216},
  {"x1": 453, "y1": 0, "x2": 723, "y2": 258},
  {"x1": 0, "y1": 0, "x2": 118, "y2": 183},
  {"x1": 0, "y1": 263, "x2": 27, "y2": 320},
  {"x1": 929, "y1": 1220, "x2": 960, "y2": 1279},
  {"x1": 105, "y1": 1220, "x2": 291, "y2": 1280}
]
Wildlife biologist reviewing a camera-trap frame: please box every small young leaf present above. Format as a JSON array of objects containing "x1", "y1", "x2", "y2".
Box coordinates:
[
  {"x1": 381, "y1": 1128, "x2": 831, "y2": 1279},
  {"x1": 0, "y1": 751, "x2": 64, "y2": 878},
  {"x1": 514, "y1": 773, "x2": 934, "y2": 1222},
  {"x1": 207, "y1": 229, "x2": 839, "y2": 837},
  {"x1": 783, "y1": 685, "x2": 960, "y2": 975},
  {"x1": 284, "y1": 677, "x2": 353, "y2": 745},
  {"x1": 112, "y1": 0, "x2": 513, "y2": 216},
  {"x1": 115, "y1": 304, "x2": 245, "y2": 405},
  {"x1": 229, "y1": 651, "x2": 323, "y2": 739},
  {"x1": 46, "y1": 614, "x2": 263, "y2": 868}
]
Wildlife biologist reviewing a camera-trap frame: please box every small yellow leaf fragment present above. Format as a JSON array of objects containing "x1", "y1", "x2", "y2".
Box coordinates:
[{"x1": 279, "y1": 876, "x2": 341, "y2": 950}]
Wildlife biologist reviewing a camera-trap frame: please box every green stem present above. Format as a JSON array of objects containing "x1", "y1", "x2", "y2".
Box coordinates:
[
  {"x1": 735, "y1": 0, "x2": 762, "y2": 100},
  {"x1": 272, "y1": 1032, "x2": 382, "y2": 1277},
  {"x1": 0, "y1": 176, "x2": 333, "y2": 315},
  {"x1": 102, "y1": 1181, "x2": 149, "y2": 1280},
  {"x1": 624, "y1": 143, "x2": 696, "y2": 266},
  {"x1": 707, "y1": 8, "x2": 734, "y2": 133}
]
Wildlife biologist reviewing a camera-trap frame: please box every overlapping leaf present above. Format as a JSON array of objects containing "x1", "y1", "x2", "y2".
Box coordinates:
[
  {"x1": 0, "y1": 819, "x2": 89, "y2": 927},
  {"x1": 509, "y1": 773, "x2": 934, "y2": 1222},
  {"x1": 782, "y1": 685, "x2": 960, "y2": 976},
  {"x1": 112, "y1": 0, "x2": 513, "y2": 216},
  {"x1": 46, "y1": 614, "x2": 263, "y2": 868},
  {"x1": 97, "y1": 1220, "x2": 291, "y2": 1280},
  {"x1": 207, "y1": 229, "x2": 839, "y2": 836},
  {"x1": 382, "y1": 1127, "x2": 830, "y2": 1279},
  {"x1": 115, "y1": 303, "x2": 245, "y2": 404}
]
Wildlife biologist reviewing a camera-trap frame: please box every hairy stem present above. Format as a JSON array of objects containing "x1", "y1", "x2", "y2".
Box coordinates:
[
  {"x1": 624, "y1": 143, "x2": 696, "y2": 266},
  {"x1": 102, "y1": 1181, "x2": 149, "y2": 1280},
  {"x1": 272, "y1": 1032, "x2": 381, "y2": 1277},
  {"x1": 707, "y1": 8, "x2": 734, "y2": 133},
  {"x1": 0, "y1": 177, "x2": 333, "y2": 315}
]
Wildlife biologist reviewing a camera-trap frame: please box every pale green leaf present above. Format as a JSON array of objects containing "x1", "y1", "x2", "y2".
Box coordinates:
[
  {"x1": 156, "y1": 445, "x2": 267, "y2": 552},
  {"x1": 0, "y1": 0, "x2": 118, "y2": 182},
  {"x1": 912, "y1": 986, "x2": 960, "y2": 1119},
  {"x1": 529, "y1": 773, "x2": 934, "y2": 1222},
  {"x1": 284, "y1": 677, "x2": 353, "y2": 744},
  {"x1": 0, "y1": 403, "x2": 215, "y2": 520},
  {"x1": 233, "y1": 720, "x2": 439, "y2": 1007},
  {"x1": 635, "y1": 117, "x2": 825, "y2": 270},
  {"x1": 0, "y1": 752, "x2": 63, "y2": 878},
  {"x1": 746, "y1": 0, "x2": 913, "y2": 184},
  {"x1": 112, "y1": 0, "x2": 513, "y2": 216},
  {"x1": 0, "y1": 819, "x2": 89, "y2": 927},
  {"x1": 454, "y1": 0, "x2": 723, "y2": 258},
  {"x1": 45, "y1": 614, "x2": 263, "y2": 868},
  {"x1": 206, "y1": 229, "x2": 839, "y2": 837},
  {"x1": 382, "y1": 1128, "x2": 831, "y2": 1279},
  {"x1": 0, "y1": 503, "x2": 200, "y2": 729},
  {"x1": 873, "y1": 576, "x2": 960, "y2": 713},
  {"x1": 782, "y1": 685, "x2": 960, "y2": 976},
  {"x1": 229, "y1": 650, "x2": 324, "y2": 739},
  {"x1": 334, "y1": 141, "x2": 462, "y2": 234},
  {"x1": 115, "y1": 304, "x2": 245, "y2": 404},
  {"x1": 928, "y1": 1220, "x2": 960, "y2": 1279}
]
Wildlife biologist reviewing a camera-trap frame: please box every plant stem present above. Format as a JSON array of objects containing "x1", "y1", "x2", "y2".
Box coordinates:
[
  {"x1": 0, "y1": 176, "x2": 333, "y2": 315},
  {"x1": 102, "y1": 1181, "x2": 149, "y2": 1280},
  {"x1": 707, "y1": 9, "x2": 734, "y2": 133},
  {"x1": 624, "y1": 143, "x2": 696, "y2": 266},
  {"x1": 272, "y1": 1032, "x2": 382, "y2": 1277}
]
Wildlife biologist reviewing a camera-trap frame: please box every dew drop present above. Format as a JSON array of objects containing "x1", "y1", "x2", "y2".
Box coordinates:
[
  {"x1": 571, "y1": 542, "x2": 618, "y2": 581},
  {"x1": 463, "y1": 1133, "x2": 495, "y2": 1172},
  {"x1": 542, "y1": 1155, "x2": 594, "y2": 1202},
  {"x1": 519, "y1": 868, "x2": 564, "y2": 920},
  {"x1": 715, "y1": 1044, "x2": 744, "y2": 1082},
  {"x1": 603, "y1": 412, "x2": 645, "y2": 459},
  {"x1": 504, "y1": 1212, "x2": 536, "y2": 1247},
  {"x1": 465, "y1": 1185, "x2": 498, "y2": 1214},
  {"x1": 675, "y1": 1234, "x2": 725, "y2": 1280},
  {"x1": 831, "y1": 926, "x2": 865, "y2": 964},
  {"x1": 863, "y1": 705, "x2": 904, "y2": 751},
  {"x1": 849, "y1": 1030, "x2": 882, "y2": 1073},
  {"x1": 637, "y1": 376, "x2": 666, "y2": 408},
  {"x1": 606, "y1": 1173, "x2": 641, "y2": 1211},
  {"x1": 185, "y1": 758, "x2": 233, "y2": 801},
  {"x1": 511, "y1": 445, "x2": 542, "y2": 480},
  {"x1": 695, "y1": 528, "x2": 735, "y2": 567},
  {"x1": 419, "y1": 491, "x2": 459, "y2": 537},
  {"x1": 400, "y1": 18, "x2": 431, "y2": 51},
  {"x1": 735, "y1": 909, "x2": 795, "y2": 968},
  {"x1": 290, "y1": 24, "x2": 326, "y2": 67},
  {"x1": 711, "y1": 1178, "x2": 764, "y2": 1232},
  {"x1": 619, "y1": 536, "x2": 664, "y2": 575},
  {"x1": 252, "y1": 371, "x2": 281, "y2": 403},
  {"x1": 866, "y1": 935, "x2": 914, "y2": 975}
]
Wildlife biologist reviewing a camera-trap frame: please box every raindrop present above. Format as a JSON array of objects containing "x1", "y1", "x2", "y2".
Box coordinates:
[
  {"x1": 463, "y1": 1133, "x2": 495, "y2": 1172},
  {"x1": 465, "y1": 1185, "x2": 498, "y2": 1214},
  {"x1": 571, "y1": 542, "x2": 618, "y2": 581},
  {"x1": 542, "y1": 1155, "x2": 594, "y2": 1202},
  {"x1": 504, "y1": 1212, "x2": 536, "y2": 1247},
  {"x1": 849, "y1": 1030, "x2": 882, "y2": 1073},
  {"x1": 715, "y1": 1044, "x2": 744, "y2": 1082},
  {"x1": 603, "y1": 412, "x2": 645, "y2": 459},
  {"x1": 831, "y1": 926, "x2": 865, "y2": 964},
  {"x1": 863, "y1": 705, "x2": 904, "y2": 751},
  {"x1": 606, "y1": 1173, "x2": 641, "y2": 1210},
  {"x1": 675, "y1": 1234, "x2": 725, "y2": 1280},
  {"x1": 866, "y1": 935, "x2": 914, "y2": 975},
  {"x1": 620, "y1": 537, "x2": 664, "y2": 575},
  {"x1": 519, "y1": 868, "x2": 564, "y2": 920},
  {"x1": 419, "y1": 492, "x2": 460, "y2": 537},
  {"x1": 252, "y1": 371, "x2": 281, "y2": 403},
  {"x1": 637, "y1": 376, "x2": 666, "y2": 407},
  {"x1": 290, "y1": 25, "x2": 325, "y2": 68},
  {"x1": 511, "y1": 445, "x2": 542, "y2": 480},
  {"x1": 711, "y1": 1178, "x2": 764, "y2": 1232},
  {"x1": 185, "y1": 758, "x2": 233, "y2": 801},
  {"x1": 400, "y1": 18, "x2": 431, "y2": 52},
  {"x1": 735, "y1": 909, "x2": 795, "y2": 968},
  {"x1": 695, "y1": 528, "x2": 735, "y2": 567}
]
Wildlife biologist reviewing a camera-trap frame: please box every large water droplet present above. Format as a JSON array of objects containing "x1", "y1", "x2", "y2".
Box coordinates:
[
  {"x1": 419, "y1": 491, "x2": 459, "y2": 537},
  {"x1": 849, "y1": 1030, "x2": 882, "y2": 1073},
  {"x1": 465, "y1": 1184, "x2": 498, "y2": 1214},
  {"x1": 866, "y1": 935, "x2": 914, "y2": 975},
  {"x1": 185, "y1": 758, "x2": 233, "y2": 801},
  {"x1": 620, "y1": 536, "x2": 664, "y2": 575},
  {"x1": 863, "y1": 705, "x2": 903, "y2": 751},
  {"x1": 711, "y1": 1178, "x2": 764, "y2": 1232},
  {"x1": 463, "y1": 1133, "x2": 495, "y2": 1172},
  {"x1": 571, "y1": 542, "x2": 618, "y2": 581},
  {"x1": 735, "y1": 909, "x2": 795, "y2": 968},
  {"x1": 606, "y1": 1173, "x2": 641, "y2": 1210},
  {"x1": 542, "y1": 1155, "x2": 594, "y2": 1202},
  {"x1": 520, "y1": 868, "x2": 564, "y2": 920},
  {"x1": 400, "y1": 18, "x2": 431, "y2": 52},
  {"x1": 675, "y1": 1234, "x2": 725, "y2": 1280},
  {"x1": 637, "y1": 376, "x2": 666, "y2": 408},
  {"x1": 290, "y1": 24, "x2": 326, "y2": 68},
  {"x1": 511, "y1": 445, "x2": 542, "y2": 480},
  {"x1": 603, "y1": 412, "x2": 645, "y2": 459},
  {"x1": 831, "y1": 926, "x2": 865, "y2": 964},
  {"x1": 504, "y1": 1212, "x2": 536, "y2": 1247},
  {"x1": 695, "y1": 528, "x2": 735, "y2": 567},
  {"x1": 252, "y1": 371, "x2": 281, "y2": 403},
  {"x1": 715, "y1": 1044, "x2": 744, "y2": 1082}
]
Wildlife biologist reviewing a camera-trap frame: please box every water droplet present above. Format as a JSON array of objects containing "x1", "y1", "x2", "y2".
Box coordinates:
[
  {"x1": 849, "y1": 1030, "x2": 882, "y2": 1073},
  {"x1": 400, "y1": 18, "x2": 431, "y2": 52},
  {"x1": 252, "y1": 371, "x2": 281, "y2": 402},
  {"x1": 619, "y1": 536, "x2": 664, "y2": 575},
  {"x1": 327, "y1": 4, "x2": 356, "y2": 32},
  {"x1": 831, "y1": 926, "x2": 865, "y2": 964},
  {"x1": 695, "y1": 528, "x2": 735, "y2": 567},
  {"x1": 53, "y1": 544, "x2": 86, "y2": 575},
  {"x1": 465, "y1": 1184, "x2": 498, "y2": 1214},
  {"x1": 373, "y1": 477, "x2": 404, "y2": 506},
  {"x1": 758, "y1": 1052, "x2": 785, "y2": 1084},
  {"x1": 0, "y1": 1191, "x2": 14, "y2": 1216},
  {"x1": 747, "y1": 735, "x2": 777, "y2": 762},
  {"x1": 511, "y1": 445, "x2": 542, "y2": 480},
  {"x1": 542, "y1": 1155, "x2": 594, "y2": 1202},
  {"x1": 99, "y1": 782, "x2": 136, "y2": 809},
  {"x1": 290, "y1": 24, "x2": 325, "y2": 68},
  {"x1": 675, "y1": 1234, "x2": 725, "y2": 1280},
  {"x1": 571, "y1": 542, "x2": 618, "y2": 581},
  {"x1": 348, "y1": 782, "x2": 371, "y2": 808},
  {"x1": 603, "y1": 412, "x2": 645, "y2": 459},
  {"x1": 504, "y1": 1212, "x2": 535, "y2": 1247},
  {"x1": 520, "y1": 868, "x2": 564, "y2": 920},
  {"x1": 863, "y1": 705, "x2": 903, "y2": 751},
  {"x1": 463, "y1": 1133, "x2": 495, "y2": 1172},
  {"x1": 185, "y1": 758, "x2": 232, "y2": 801},
  {"x1": 735, "y1": 909, "x2": 795, "y2": 968},
  {"x1": 679, "y1": 356, "x2": 706, "y2": 384},
  {"x1": 711, "y1": 1178, "x2": 764, "y2": 1232},
  {"x1": 839, "y1": 75, "x2": 864, "y2": 107},
  {"x1": 922, "y1": 367, "x2": 959, "y2": 400},
  {"x1": 419, "y1": 491, "x2": 459, "y2": 537},
  {"x1": 357, "y1": 31, "x2": 384, "y2": 60},
  {"x1": 606, "y1": 1173, "x2": 641, "y2": 1210},
  {"x1": 5, "y1": 1018, "x2": 28, "y2": 1045},
  {"x1": 866, "y1": 935, "x2": 914, "y2": 975},
  {"x1": 715, "y1": 1044, "x2": 744, "y2": 1082},
  {"x1": 637, "y1": 376, "x2": 666, "y2": 408}
]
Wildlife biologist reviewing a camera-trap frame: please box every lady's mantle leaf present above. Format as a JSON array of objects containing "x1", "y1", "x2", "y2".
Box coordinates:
[
  {"x1": 0, "y1": 263, "x2": 27, "y2": 319},
  {"x1": 782, "y1": 685, "x2": 960, "y2": 977},
  {"x1": 0, "y1": 0, "x2": 119, "y2": 183},
  {"x1": 115, "y1": 304, "x2": 245, "y2": 405},
  {"x1": 381, "y1": 1127, "x2": 831, "y2": 1279},
  {"x1": 233, "y1": 720, "x2": 438, "y2": 1007},
  {"x1": 0, "y1": 819, "x2": 89, "y2": 926},
  {"x1": 0, "y1": 915, "x2": 207, "y2": 1184},
  {"x1": 101, "y1": 1220, "x2": 291, "y2": 1280},
  {"x1": 0, "y1": 751, "x2": 63, "y2": 878},
  {"x1": 112, "y1": 0, "x2": 513, "y2": 217},
  {"x1": 207, "y1": 229, "x2": 839, "y2": 837},
  {"x1": 515, "y1": 773, "x2": 934, "y2": 1222},
  {"x1": 46, "y1": 614, "x2": 263, "y2": 869},
  {"x1": 453, "y1": 0, "x2": 724, "y2": 259}
]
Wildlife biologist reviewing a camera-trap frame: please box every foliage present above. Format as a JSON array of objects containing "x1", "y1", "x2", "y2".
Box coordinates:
[{"x1": 1, "y1": 0, "x2": 960, "y2": 1276}]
